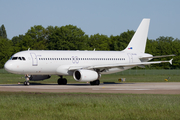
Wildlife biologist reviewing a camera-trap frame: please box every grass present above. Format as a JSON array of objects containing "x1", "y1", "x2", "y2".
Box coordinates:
[
  {"x1": 0, "y1": 69, "x2": 180, "y2": 119},
  {"x1": 0, "y1": 69, "x2": 179, "y2": 84},
  {"x1": 0, "y1": 92, "x2": 180, "y2": 120}
]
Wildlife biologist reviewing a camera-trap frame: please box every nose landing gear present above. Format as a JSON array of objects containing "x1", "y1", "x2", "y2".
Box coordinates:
[
  {"x1": 24, "y1": 81, "x2": 30, "y2": 86},
  {"x1": 24, "y1": 74, "x2": 30, "y2": 86}
]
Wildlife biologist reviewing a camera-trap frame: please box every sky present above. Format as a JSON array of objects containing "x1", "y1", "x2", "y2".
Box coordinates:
[{"x1": 0, "y1": 0, "x2": 180, "y2": 40}]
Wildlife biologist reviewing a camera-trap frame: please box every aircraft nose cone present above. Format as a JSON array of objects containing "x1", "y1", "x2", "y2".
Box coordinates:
[{"x1": 4, "y1": 61, "x2": 13, "y2": 73}]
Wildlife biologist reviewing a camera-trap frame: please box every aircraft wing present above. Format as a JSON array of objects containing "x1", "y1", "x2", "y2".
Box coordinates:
[{"x1": 68, "y1": 59, "x2": 173, "y2": 71}]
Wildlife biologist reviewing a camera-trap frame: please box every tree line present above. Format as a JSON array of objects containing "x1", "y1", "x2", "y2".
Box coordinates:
[{"x1": 0, "y1": 24, "x2": 179, "y2": 69}]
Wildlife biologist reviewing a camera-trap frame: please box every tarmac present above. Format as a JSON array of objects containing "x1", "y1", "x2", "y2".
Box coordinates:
[{"x1": 0, "y1": 82, "x2": 180, "y2": 94}]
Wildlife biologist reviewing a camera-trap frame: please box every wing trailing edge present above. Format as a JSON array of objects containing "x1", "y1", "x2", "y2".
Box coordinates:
[{"x1": 68, "y1": 59, "x2": 173, "y2": 71}]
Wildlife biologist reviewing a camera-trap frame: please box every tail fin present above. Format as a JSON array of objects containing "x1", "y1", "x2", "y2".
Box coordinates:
[{"x1": 124, "y1": 18, "x2": 150, "y2": 53}]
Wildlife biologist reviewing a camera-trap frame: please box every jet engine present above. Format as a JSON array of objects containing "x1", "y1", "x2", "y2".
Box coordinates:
[
  {"x1": 73, "y1": 70, "x2": 99, "y2": 82},
  {"x1": 29, "y1": 75, "x2": 51, "y2": 81}
]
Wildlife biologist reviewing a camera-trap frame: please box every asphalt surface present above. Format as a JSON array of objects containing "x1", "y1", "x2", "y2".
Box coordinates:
[{"x1": 0, "y1": 82, "x2": 180, "y2": 94}]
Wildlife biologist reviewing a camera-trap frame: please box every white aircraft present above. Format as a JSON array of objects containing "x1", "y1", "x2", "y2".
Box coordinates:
[{"x1": 4, "y1": 18, "x2": 174, "y2": 86}]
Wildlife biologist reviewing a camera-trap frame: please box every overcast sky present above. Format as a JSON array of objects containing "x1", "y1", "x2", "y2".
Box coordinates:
[{"x1": 1, "y1": 0, "x2": 180, "y2": 40}]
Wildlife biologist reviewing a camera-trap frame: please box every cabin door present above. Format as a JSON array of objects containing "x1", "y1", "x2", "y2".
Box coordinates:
[
  {"x1": 127, "y1": 53, "x2": 133, "y2": 63},
  {"x1": 30, "y1": 53, "x2": 38, "y2": 66}
]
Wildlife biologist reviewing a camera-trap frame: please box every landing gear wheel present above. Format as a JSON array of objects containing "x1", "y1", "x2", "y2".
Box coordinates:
[
  {"x1": 27, "y1": 82, "x2": 30, "y2": 86},
  {"x1": 62, "y1": 78, "x2": 67, "y2": 85},
  {"x1": 24, "y1": 81, "x2": 27, "y2": 85},
  {"x1": 57, "y1": 78, "x2": 61, "y2": 85},
  {"x1": 24, "y1": 81, "x2": 30, "y2": 86},
  {"x1": 90, "y1": 80, "x2": 100, "y2": 85},
  {"x1": 57, "y1": 78, "x2": 67, "y2": 85}
]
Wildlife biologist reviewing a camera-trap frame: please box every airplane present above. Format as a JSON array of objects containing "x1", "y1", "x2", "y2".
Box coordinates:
[{"x1": 4, "y1": 18, "x2": 174, "y2": 86}]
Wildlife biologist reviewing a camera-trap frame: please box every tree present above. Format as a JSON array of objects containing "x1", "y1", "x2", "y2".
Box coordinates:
[
  {"x1": 88, "y1": 34, "x2": 111, "y2": 50},
  {"x1": 47, "y1": 25, "x2": 87, "y2": 50},
  {"x1": 147, "y1": 36, "x2": 179, "y2": 69},
  {"x1": 25, "y1": 25, "x2": 48, "y2": 50},
  {"x1": 145, "y1": 39, "x2": 158, "y2": 55},
  {"x1": 0, "y1": 24, "x2": 7, "y2": 39},
  {"x1": 110, "y1": 30, "x2": 135, "y2": 51},
  {"x1": 11, "y1": 25, "x2": 49, "y2": 51},
  {"x1": 0, "y1": 38, "x2": 13, "y2": 68}
]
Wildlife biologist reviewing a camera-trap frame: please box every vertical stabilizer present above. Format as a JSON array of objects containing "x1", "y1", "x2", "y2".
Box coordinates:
[{"x1": 124, "y1": 18, "x2": 150, "y2": 53}]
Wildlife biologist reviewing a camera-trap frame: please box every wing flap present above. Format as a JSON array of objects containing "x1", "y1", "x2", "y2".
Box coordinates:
[{"x1": 91, "y1": 59, "x2": 172, "y2": 69}]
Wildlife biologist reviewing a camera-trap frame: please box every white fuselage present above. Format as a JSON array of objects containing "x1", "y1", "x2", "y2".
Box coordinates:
[{"x1": 4, "y1": 50, "x2": 151, "y2": 76}]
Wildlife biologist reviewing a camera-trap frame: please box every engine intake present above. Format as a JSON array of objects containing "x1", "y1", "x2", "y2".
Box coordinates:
[{"x1": 73, "y1": 70, "x2": 98, "y2": 82}]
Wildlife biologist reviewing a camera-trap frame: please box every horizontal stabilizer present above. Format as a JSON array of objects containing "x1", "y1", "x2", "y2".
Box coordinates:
[
  {"x1": 169, "y1": 58, "x2": 173, "y2": 65},
  {"x1": 140, "y1": 54, "x2": 175, "y2": 59}
]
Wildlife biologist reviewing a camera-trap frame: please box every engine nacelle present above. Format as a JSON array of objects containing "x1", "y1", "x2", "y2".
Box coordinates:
[
  {"x1": 73, "y1": 70, "x2": 99, "y2": 82},
  {"x1": 29, "y1": 75, "x2": 51, "y2": 81}
]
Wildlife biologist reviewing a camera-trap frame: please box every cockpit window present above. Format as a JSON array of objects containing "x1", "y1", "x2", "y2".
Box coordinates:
[
  {"x1": 11, "y1": 56, "x2": 26, "y2": 61},
  {"x1": 12, "y1": 57, "x2": 18, "y2": 60},
  {"x1": 22, "y1": 57, "x2": 26, "y2": 60}
]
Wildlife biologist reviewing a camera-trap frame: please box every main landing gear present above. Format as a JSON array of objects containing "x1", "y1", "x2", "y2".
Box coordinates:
[
  {"x1": 90, "y1": 80, "x2": 100, "y2": 85},
  {"x1": 57, "y1": 76, "x2": 67, "y2": 85}
]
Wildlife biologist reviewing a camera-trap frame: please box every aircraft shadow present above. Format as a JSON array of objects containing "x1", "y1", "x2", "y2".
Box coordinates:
[{"x1": 0, "y1": 82, "x2": 134, "y2": 86}]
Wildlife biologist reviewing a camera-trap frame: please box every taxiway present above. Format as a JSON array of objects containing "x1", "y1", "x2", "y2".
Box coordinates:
[{"x1": 0, "y1": 82, "x2": 180, "y2": 94}]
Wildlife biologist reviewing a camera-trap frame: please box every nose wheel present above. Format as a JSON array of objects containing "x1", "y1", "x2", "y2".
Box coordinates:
[
  {"x1": 24, "y1": 81, "x2": 30, "y2": 86},
  {"x1": 24, "y1": 74, "x2": 30, "y2": 86}
]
